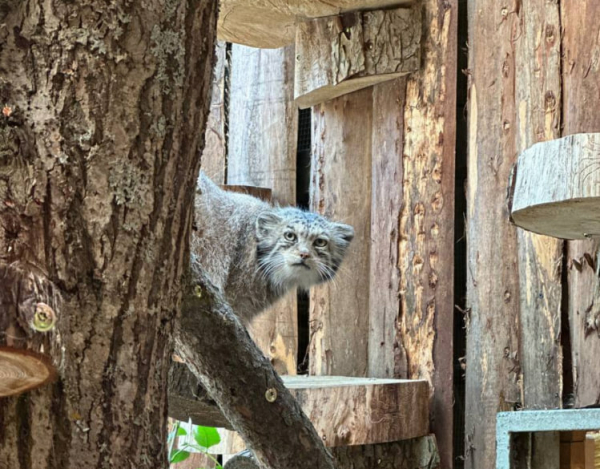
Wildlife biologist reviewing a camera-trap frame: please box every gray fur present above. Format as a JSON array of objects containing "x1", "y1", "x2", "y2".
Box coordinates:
[{"x1": 193, "y1": 172, "x2": 354, "y2": 325}]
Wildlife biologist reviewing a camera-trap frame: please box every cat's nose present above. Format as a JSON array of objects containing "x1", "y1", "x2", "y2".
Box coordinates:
[{"x1": 299, "y1": 251, "x2": 311, "y2": 260}]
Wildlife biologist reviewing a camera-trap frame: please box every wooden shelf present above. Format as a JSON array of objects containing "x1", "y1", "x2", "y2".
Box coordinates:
[
  {"x1": 170, "y1": 374, "x2": 430, "y2": 447},
  {"x1": 510, "y1": 133, "x2": 600, "y2": 239},
  {"x1": 218, "y1": 0, "x2": 413, "y2": 48}
]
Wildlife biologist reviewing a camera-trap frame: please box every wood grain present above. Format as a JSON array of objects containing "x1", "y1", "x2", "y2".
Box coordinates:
[
  {"x1": 309, "y1": 88, "x2": 373, "y2": 378},
  {"x1": 294, "y1": 7, "x2": 421, "y2": 109},
  {"x1": 217, "y1": 0, "x2": 413, "y2": 48},
  {"x1": 227, "y1": 44, "x2": 298, "y2": 375}
]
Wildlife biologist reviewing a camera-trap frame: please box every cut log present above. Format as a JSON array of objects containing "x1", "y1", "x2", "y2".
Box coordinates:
[
  {"x1": 169, "y1": 364, "x2": 430, "y2": 447},
  {"x1": 218, "y1": 0, "x2": 413, "y2": 49},
  {"x1": 0, "y1": 263, "x2": 60, "y2": 397},
  {"x1": 294, "y1": 7, "x2": 421, "y2": 109},
  {"x1": 510, "y1": 133, "x2": 600, "y2": 240}
]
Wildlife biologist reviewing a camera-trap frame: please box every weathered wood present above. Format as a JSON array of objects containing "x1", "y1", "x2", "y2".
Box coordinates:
[
  {"x1": 561, "y1": 431, "x2": 586, "y2": 469},
  {"x1": 310, "y1": 88, "x2": 372, "y2": 377},
  {"x1": 175, "y1": 275, "x2": 336, "y2": 469},
  {"x1": 465, "y1": 1, "x2": 522, "y2": 469},
  {"x1": 0, "y1": 0, "x2": 219, "y2": 466},
  {"x1": 294, "y1": 7, "x2": 421, "y2": 109},
  {"x1": 513, "y1": 4, "x2": 564, "y2": 469},
  {"x1": 200, "y1": 41, "x2": 228, "y2": 185},
  {"x1": 169, "y1": 368, "x2": 430, "y2": 447},
  {"x1": 511, "y1": 134, "x2": 600, "y2": 240},
  {"x1": 396, "y1": 1, "x2": 457, "y2": 466},
  {"x1": 227, "y1": 45, "x2": 298, "y2": 375},
  {"x1": 368, "y1": 78, "x2": 407, "y2": 379},
  {"x1": 561, "y1": 1, "x2": 600, "y2": 410},
  {"x1": 218, "y1": 0, "x2": 413, "y2": 49}
]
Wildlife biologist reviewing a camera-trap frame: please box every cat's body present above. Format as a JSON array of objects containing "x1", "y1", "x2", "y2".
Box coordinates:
[{"x1": 193, "y1": 173, "x2": 354, "y2": 325}]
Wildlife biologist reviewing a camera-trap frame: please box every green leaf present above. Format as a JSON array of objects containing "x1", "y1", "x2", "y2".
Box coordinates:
[
  {"x1": 177, "y1": 426, "x2": 188, "y2": 436},
  {"x1": 170, "y1": 450, "x2": 190, "y2": 464},
  {"x1": 194, "y1": 426, "x2": 221, "y2": 449}
]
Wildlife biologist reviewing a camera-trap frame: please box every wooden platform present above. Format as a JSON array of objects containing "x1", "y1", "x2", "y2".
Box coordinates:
[
  {"x1": 510, "y1": 133, "x2": 600, "y2": 240},
  {"x1": 173, "y1": 374, "x2": 429, "y2": 449}
]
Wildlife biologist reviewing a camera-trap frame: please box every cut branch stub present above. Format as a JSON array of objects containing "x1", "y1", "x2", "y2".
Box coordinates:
[
  {"x1": 294, "y1": 6, "x2": 421, "y2": 109},
  {"x1": 0, "y1": 263, "x2": 61, "y2": 397},
  {"x1": 510, "y1": 133, "x2": 600, "y2": 239}
]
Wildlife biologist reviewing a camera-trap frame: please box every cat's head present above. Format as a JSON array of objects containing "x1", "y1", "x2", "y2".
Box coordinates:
[{"x1": 255, "y1": 207, "x2": 354, "y2": 292}]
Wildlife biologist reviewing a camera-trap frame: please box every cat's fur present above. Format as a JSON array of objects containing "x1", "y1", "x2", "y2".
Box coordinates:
[{"x1": 193, "y1": 173, "x2": 354, "y2": 325}]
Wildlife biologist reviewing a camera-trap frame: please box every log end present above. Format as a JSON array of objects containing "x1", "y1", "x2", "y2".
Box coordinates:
[{"x1": 0, "y1": 347, "x2": 56, "y2": 397}]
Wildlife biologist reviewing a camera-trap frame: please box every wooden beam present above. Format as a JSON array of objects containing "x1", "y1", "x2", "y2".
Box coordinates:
[
  {"x1": 585, "y1": 432, "x2": 600, "y2": 469},
  {"x1": 294, "y1": 7, "x2": 421, "y2": 109},
  {"x1": 510, "y1": 133, "x2": 600, "y2": 240},
  {"x1": 217, "y1": 0, "x2": 413, "y2": 49}
]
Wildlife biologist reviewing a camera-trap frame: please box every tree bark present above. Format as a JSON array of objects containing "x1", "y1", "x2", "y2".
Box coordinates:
[
  {"x1": 174, "y1": 268, "x2": 337, "y2": 469},
  {"x1": 0, "y1": 0, "x2": 218, "y2": 467}
]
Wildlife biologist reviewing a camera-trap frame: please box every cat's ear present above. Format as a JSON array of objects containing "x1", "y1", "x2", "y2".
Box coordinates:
[
  {"x1": 332, "y1": 223, "x2": 354, "y2": 244},
  {"x1": 256, "y1": 211, "x2": 282, "y2": 238}
]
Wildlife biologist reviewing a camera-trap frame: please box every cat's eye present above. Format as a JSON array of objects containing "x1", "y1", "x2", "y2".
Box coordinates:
[
  {"x1": 284, "y1": 231, "x2": 297, "y2": 242},
  {"x1": 314, "y1": 238, "x2": 328, "y2": 248}
]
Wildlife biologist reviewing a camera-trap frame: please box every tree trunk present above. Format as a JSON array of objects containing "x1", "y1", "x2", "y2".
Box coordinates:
[{"x1": 0, "y1": 0, "x2": 218, "y2": 467}]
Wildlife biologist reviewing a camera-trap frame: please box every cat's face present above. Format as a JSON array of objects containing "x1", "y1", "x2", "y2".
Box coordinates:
[{"x1": 255, "y1": 208, "x2": 354, "y2": 292}]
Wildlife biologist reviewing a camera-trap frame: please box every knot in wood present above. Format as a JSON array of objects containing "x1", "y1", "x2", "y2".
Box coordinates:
[
  {"x1": 31, "y1": 303, "x2": 56, "y2": 332},
  {"x1": 265, "y1": 387, "x2": 278, "y2": 403}
]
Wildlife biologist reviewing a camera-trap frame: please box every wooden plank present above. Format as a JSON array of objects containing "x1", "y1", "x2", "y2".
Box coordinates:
[
  {"x1": 309, "y1": 88, "x2": 373, "y2": 377},
  {"x1": 585, "y1": 432, "x2": 600, "y2": 469},
  {"x1": 396, "y1": 0, "x2": 456, "y2": 465},
  {"x1": 200, "y1": 41, "x2": 228, "y2": 185},
  {"x1": 511, "y1": 134, "x2": 600, "y2": 240},
  {"x1": 217, "y1": 0, "x2": 413, "y2": 49},
  {"x1": 561, "y1": 1, "x2": 600, "y2": 410},
  {"x1": 294, "y1": 7, "x2": 421, "y2": 109},
  {"x1": 512, "y1": 3, "x2": 564, "y2": 469},
  {"x1": 368, "y1": 77, "x2": 407, "y2": 379},
  {"x1": 465, "y1": 1, "x2": 522, "y2": 468},
  {"x1": 227, "y1": 44, "x2": 298, "y2": 375}
]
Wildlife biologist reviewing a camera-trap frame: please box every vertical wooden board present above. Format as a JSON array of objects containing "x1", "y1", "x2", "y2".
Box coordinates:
[
  {"x1": 200, "y1": 41, "x2": 228, "y2": 185},
  {"x1": 227, "y1": 44, "x2": 297, "y2": 203},
  {"x1": 397, "y1": 0, "x2": 457, "y2": 466},
  {"x1": 513, "y1": 1, "x2": 564, "y2": 468},
  {"x1": 561, "y1": 1, "x2": 600, "y2": 409},
  {"x1": 226, "y1": 44, "x2": 299, "y2": 375},
  {"x1": 368, "y1": 77, "x2": 407, "y2": 380},
  {"x1": 465, "y1": 2, "x2": 521, "y2": 469},
  {"x1": 309, "y1": 88, "x2": 373, "y2": 377}
]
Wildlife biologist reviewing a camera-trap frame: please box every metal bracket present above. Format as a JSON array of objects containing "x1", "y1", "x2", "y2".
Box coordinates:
[{"x1": 496, "y1": 409, "x2": 600, "y2": 469}]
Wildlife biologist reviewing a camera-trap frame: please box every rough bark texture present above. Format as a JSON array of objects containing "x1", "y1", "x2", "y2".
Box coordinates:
[
  {"x1": 217, "y1": 0, "x2": 412, "y2": 48},
  {"x1": 511, "y1": 134, "x2": 600, "y2": 240},
  {"x1": 175, "y1": 273, "x2": 336, "y2": 469},
  {"x1": 226, "y1": 44, "x2": 298, "y2": 375},
  {"x1": 310, "y1": 88, "x2": 373, "y2": 378},
  {"x1": 0, "y1": 0, "x2": 218, "y2": 467},
  {"x1": 294, "y1": 7, "x2": 421, "y2": 109}
]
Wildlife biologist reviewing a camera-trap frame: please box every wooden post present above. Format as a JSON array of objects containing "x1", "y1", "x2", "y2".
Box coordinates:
[{"x1": 227, "y1": 44, "x2": 299, "y2": 376}]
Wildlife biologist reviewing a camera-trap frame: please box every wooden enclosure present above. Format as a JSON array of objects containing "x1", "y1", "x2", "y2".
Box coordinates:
[{"x1": 172, "y1": 0, "x2": 600, "y2": 468}]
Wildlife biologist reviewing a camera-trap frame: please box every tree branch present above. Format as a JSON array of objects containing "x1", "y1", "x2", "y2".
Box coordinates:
[{"x1": 173, "y1": 264, "x2": 337, "y2": 469}]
